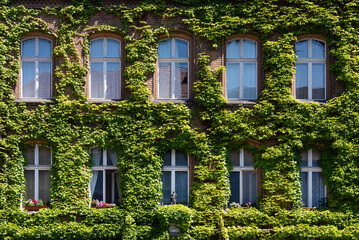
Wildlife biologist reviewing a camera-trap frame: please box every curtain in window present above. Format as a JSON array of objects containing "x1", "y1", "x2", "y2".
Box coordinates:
[
  {"x1": 242, "y1": 171, "x2": 257, "y2": 204},
  {"x1": 38, "y1": 62, "x2": 51, "y2": 98},
  {"x1": 91, "y1": 62, "x2": 104, "y2": 98},
  {"x1": 39, "y1": 170, "x2": 50, "y2": 202},
  {"x1": 229, "y1": 172, "x2": 240, "y2": 203},
  {"x1": 159, "y1": 63, "x2": 171, "y2": 98},
  {"x1": 107, "y1": 149, "x2": 118, "y2": 166},
  {"x1": 25, "y1": 170, "x2": 35, "y2": 200},
  {"x1": 22, "y1": 62, "x2": 36, "y2": 98},
  {"x1": 106, "y1": 62, "x2": 120, "y2": 99},
  {"x1": 91, "y1": 147, "x2": 102, "y2": 166},
  {"x1": 175, "y1": 171, "x2": 188, "y2": 204},
  {"x1": 312, "y1": 172, "x2": 325, "y2": 207},
  {"x1": 243, "y1": 63, "x2": 256, "y2": 99},
  {"x1": 175, "y1": 63, "x2": 188, "y2": 99},
  {"x1": 161, "y1": 171, "x2": 171, "y2": 204},
  {"x1": 227, "y1": 63, "x2": 240, "y2": 98},
  {"x1": 91, "y1": 170, "x2": 103, "y2": 200},
  {"x1": 301, "y1": 172, "x2": 308, "y2": 207}
]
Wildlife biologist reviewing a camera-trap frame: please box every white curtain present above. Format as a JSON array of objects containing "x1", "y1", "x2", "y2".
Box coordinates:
[
  {"x1": 91, "y1": 171, "x2": 99, "y2": 198},
  {"x1": 107, "y1": 149, "x2": 118, "y2": 166}
]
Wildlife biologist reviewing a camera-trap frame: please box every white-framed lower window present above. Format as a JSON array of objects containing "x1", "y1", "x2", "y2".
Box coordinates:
[
  {"x1": 300, "y1": 149, "x2": 326, "y2": 207},
  {"x1": 161, "y1": 149, "x2": 189, "y2": 205},
  {"x1": 229, "y1": 149, "x2": 257, "y2": 205},
  {"x1": 90, "y1": 147, "x2": 120, "y2": 203},
  {"x1": 24, "y1": 144, "x2": 51, "y2": 202}
]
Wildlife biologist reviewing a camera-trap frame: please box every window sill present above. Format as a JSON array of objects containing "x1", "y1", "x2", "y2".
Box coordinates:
[
  {"x1": 153, "y1": 99, "x2": 193, "y2": 104},
  {"x1": 296, "y1": 99, "x2": 326, "y2": 104},
  {"x1": 87, "y1": 99, "x2": 121, "y2": 104},
  {"x1": 226, "y1": 100, "x2": 257, "y2": 106},
  {"x1": 15, "y1": 98, "x2": 54, "y2": 104}
]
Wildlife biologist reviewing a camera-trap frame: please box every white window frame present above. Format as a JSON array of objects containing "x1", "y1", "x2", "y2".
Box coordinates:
[
  {"x1": 295, "y1": 38, "x2": 326, "y2": 100},
  {"x1": 158, "y1": 37, "x2": 189, "y2": 99},
  {"x1": 301, "y1": 149, "x2": 327, "y2": 208},
  {"x1": 24, "y1": 144, "x2": 52, "y2": 201},
  {"x1": 89, "y1": 37, "x2": 121, "y2": 99},
  {"x1": 162, "y1": 149, "x2": 189, "y2": 204},
  {"x1": 21, "y1": 37, "x2": 52, "y2": 98},
  {"x1": 90, "y1": 147, "x2": 119, "y2": 203},
  {"x1": 226, "y1": 38, "x2": 257, "y2": 100}
]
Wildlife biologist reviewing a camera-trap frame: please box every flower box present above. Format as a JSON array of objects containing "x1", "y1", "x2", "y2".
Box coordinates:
[{"x1": 24, "y1": 205, "x2": 49, "y2": 211}]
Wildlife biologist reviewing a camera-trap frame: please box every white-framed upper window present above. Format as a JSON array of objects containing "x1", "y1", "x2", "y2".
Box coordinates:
[
  {"x1": 90, "y1": 147, "x2": 120, "y2": 203},
  {"x1": 161, "y1": 149, "x2": 189, "y2": 205},
  {"x1": 21, "y1": 37, "x2": 52, "y2": 98},
  {"x1": 300, "y1": 149, "x2": 326, "y2": 207},
  {"x1": 295, "y1": 38, "x2": 326, "y2": 100},
  {"x1": 24, "y1": 144, "x2": 51, "y2": 202},
  {"x1": 90, "y1": 38, "x2": 121, "y2": 99},
  {"x1": 226, "y1": 39, "x2": 257, "y2": 100},
  {"x1": 229, "y1": 149, "x2": 257, "y2": 205},
  {"x1": 158, "y1": 38, "x2": 189, "y2": 99}
]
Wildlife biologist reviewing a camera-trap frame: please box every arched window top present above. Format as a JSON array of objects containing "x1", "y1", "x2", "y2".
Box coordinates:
[
  {"x1": 159, "y1": 38, "x2": 188, "y2": 59},
  {"x1": 22, "y1": 37, "x2": 52, "y2": 58},
  {"x1": 226, "y1": 39, "x2": 257, "y2": 59},
  {"x1": 90, "y1": 37, "x2": 121, "y2": 58},
  {"x1": 296, "y1": 38, "x2": 325, "y2": 59}
]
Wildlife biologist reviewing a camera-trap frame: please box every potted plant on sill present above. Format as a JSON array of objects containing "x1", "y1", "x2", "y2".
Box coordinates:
[
  {"x1": 24, "y1": 199, "x2": 50, "y2": 211},
  {"x1": 91, "y1": 200, "x2": 116, "y2": 209}
]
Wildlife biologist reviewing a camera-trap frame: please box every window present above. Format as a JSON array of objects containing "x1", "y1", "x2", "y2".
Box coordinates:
[
  {"x1": 226, "y1": 39, "x2": 257, "y2": 100},
  {"x1": 21, "y1": 37, "x2": 52, "y2": 98},
  {"x1": 161, "y1": 150, "x2": 189, "y2": 205},
  {"x1": 300, "y1": 149, "x2": 326, "y2": 207},
  {"x1": 295, "y1": 38, "x2": 326, "y2": 100},
  {"x1": 24, "y1": 144, "x2": 51, "y2": 202},
  {"x1": 90, "y1": 147, "x2": 120, "y2": 203},
  {"x1": 229, "y1": 149, "x2": 257, "y2": 205},
  {"x1": 90, "y1": 38, "x2": 121, "y2": 99},
  {"x1": 158, "y1": 38, "x2": 189, "y2": 99}
]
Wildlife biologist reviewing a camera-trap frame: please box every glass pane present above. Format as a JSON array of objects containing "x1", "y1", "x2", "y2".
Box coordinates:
[
  {"x1": 39, "y1": 146, "x2": 51, "y2": 165},
  {"x1": 159, "y1": 39, "x2": 171, "y2": 58},
  {"x1": 107, "y1": 39, "x2": 120, "y2": 58},
  {"x1": 90, "y1": 62, "x2": 104, "y2": 98},
  {"x1": 301, "y1": 172, "x2": 308, "y2": 207},
  {"x1": 38, "y1": 38, "x2": 51, "y2": 57},
  {"x1": 243, "y1": 63, "x2": 257, "y2": 99},
  {"x1": 230, "y1": 151, "x2": 240, "y2": 166},
  {"x1": 227, "y1": 63, "x2": 240, "y2": 98},
  {"x1": 158, "y1": 62, "x2": 171, "y2": 99},
  {"x1": 161, "y1": 171, "x2": 171, "y2": 204},
  {"x1": 296, "y1": 40, "x2": 308, "y2": 59},
  {"x1": 105, "y1": 170, "x2": 120, "y2": 203},
  {"x1": 163, "y1": 151, "x2": 171, "y2": 166},
  {"x1": 312, "y1": 40, "x2": 325, "y2": 59},
  {"x1": 91, "y1": 170, "x2": 103, "y2": 201},
  {"x1": 243, "y1": 40, "x2": 256, "y2": 58},
  {"x1": 312, "y1": 63, "x2": 325, "y2": 100},
  {"x1": 22, "y1": 61, "x2": 35, "y2": 98},
  {"x1": 175, "y1": 171, "x2": 188, "y2": 204},
  {"x1": 91, "y1": 147, "x2": 103, "y2": 166},
  {"x1": 229, "y1": 172, "x2": 240, "y2": 203},
  {"x1": 106, "y1": 62, "x2": 120, "y2": 99},
  {"x1": 24, "y1": 147, "x2": 35, "y2": 165},
  {"x1": 22, "y1": 38, "x2": 35, "y2": 57},
  {"x1": 227, "y1": 40, "x2": 240, "y2": 59},
  {"x1": 107, "y1": 149, "x2": 118, "y2": 166},
  {"x1": 90, "y1": 39, "x2": 104, "y2": 58},
  {"x1": 312, "y1": 150, "x2": 320, "y2": 167},
  {"x1": 175, "y1": 150, "x2": 188, "y2": 166},
  {"x1": 312, "y1": 172, "x2": 326, "y2": 207},
  {"x1": 174, "y1": 62, "x2": 188, "y2": 99},
  {"x1": 39, "y1": 170, "x2": 50, "y2": 202},
  {"x1": 301, "y1": 151, "x2": 308, "y2": 167},
  {"x1": 244, "y1": 149, "x2": 254, "y2": 166},
  {"x1": 38, "y1": 61, "x2": 51, "y2": 98},
  {"x1": 243, "y1": 171, "x2": 257, "y2": 204},
  {"x1": 295, "y1": 63, "x2": 308, "y2": 99},
  {"x1": 175, "y1": 39, "x2": 188, "y2": 58},
  {"x1": 25, "y1": 170, "x2": 34, "y2": 200}
]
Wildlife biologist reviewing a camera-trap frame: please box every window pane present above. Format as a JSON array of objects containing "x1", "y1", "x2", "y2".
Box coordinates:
[
  {"x1": 227, "y1": 40, "x2": 240, "y2": 59},
  {"x1": 161, "y1": 171, "x2": 171, "y2": 204},
  {"x1": 174, "y1": 62, "x2": 188, "y2": 99},
  {"x1": 158, "y1": 62, "x2": 171, "y2": 99},
  {"x1": 312, "y1": 172, "x2": 325, "y2": 207},
  {"x1": 107, "y1": 149, "x2": 118, "y2": 166},
  {"x1": 243, "y1": 63, "x2": 256, "y2": 99},
  {"x1": 300, "y1": 151, "x2": 308, "y2": 167},
  {"x1": 91, "y1": 147, "x2": 103, "y2": 166},
  {"x1": 312, "y1": 63, "x2": 325, "y2": 100},
  {"x1": 22, "y1": 38, "x2": 35, "y2": 57},
  {"x1": 295, "y1": 63, "x2": 308, "y2": 99},
  {"x1": 25, "y1": 170, "x2": 34, "y2": 200},
  {"x1": 175, "y1": 150, "x2": 188, "y2": 166},
  {"x1": 90, "y1": 39, "x2": 104, "y2": 58},
  {"x1": 39, "y1": 146, "x2": 51, "y2": 165},
  {"x1": 312, "y1": 150, "x2": 320, "y2": 167},
  {"x1": 175, "y1": 171, "x2": 188, "y2": 204},
  {"x1": 242, "y1": 171, "x2": 257, "y2": 204},
  {"x1": 296, "y1": 40, "x2": 308, "y2": 59},
  {"x1": 243, "y1": 40, "x2": 256, "y2": 58},
  {"x1": 175, "y1": 39, "x2": 188, "y2": 58},
  {"x1": 312, "y1": 40, "x2": 325, "y2": 59},
  {"x1": 106, "y1": 170, "x2": 120, "y2": 203},
  {"x1": 163, "y1": 151, "x2": 171, "y2": 166},
  {"x1": 159, "y1": 39, "x2": 171, "y2": 58},
  {"x1": 230, "y1": 151, "x2": 240, "y2": 166},
  {"x1": 106, "y1": 62, "x2": 120, "y2": 99},
  {"x1": 90, "y1": 62, "x2": 104, "y2": 98},
  {"x1": 227, "y1": 63, "x2": 240, "y2": 98},
  {"x1": 301, "y1": 172, "x2": 308, "y2": 207},
  {"x1": 229, "y1": 172, "x2": 240, "y2": 203},
  {"x1": 244, "y1": 149, "x2": 254, "y2": 166},
  {"x1": 22, "y1": 61, "x2": 36, "y2": 98},
  {"x1": 107, "y1": 39, "x2": 120, "y2": 58},
  {"x1": 38, "y1": 38, "x2": 51, "y2": 57},
  {"x1": 39, "y1": 170, "x2": 50, "y2": 202},
  {"x1": 38, "y1": 61, "x2": 51, "y2": 98},
  {"x1": 91, "y1": 170, "x2": 103, "y2": 201},
  {"x1": 24, "y1": 147, "x2": 35, "y2": 165}
]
